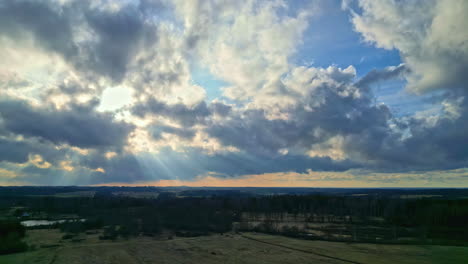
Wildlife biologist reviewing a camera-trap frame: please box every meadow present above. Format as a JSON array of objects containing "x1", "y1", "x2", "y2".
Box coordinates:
[{"x1": 2, "y1": 229, "x2": 467, "y2": 264}]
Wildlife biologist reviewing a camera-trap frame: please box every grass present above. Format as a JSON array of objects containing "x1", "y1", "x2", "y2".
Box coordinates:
[
  {"x1": 244, "y1": 233, "x2": 468, "y2": 264},
  {"x1": 1, "y1": 229, "x2": 467, "y2": 264}
]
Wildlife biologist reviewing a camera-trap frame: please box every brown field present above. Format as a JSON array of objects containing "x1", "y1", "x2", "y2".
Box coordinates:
[{"x1": 1, "y1": 229, "x2": 467, "y2": 264}]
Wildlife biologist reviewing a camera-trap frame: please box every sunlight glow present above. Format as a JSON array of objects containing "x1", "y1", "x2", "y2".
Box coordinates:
[{"x1": 98, "y1": 86, "x2": 133, "y2": 112}]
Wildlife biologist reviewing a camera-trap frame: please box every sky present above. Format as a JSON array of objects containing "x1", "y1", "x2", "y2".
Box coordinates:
[{"x1": 1, "y1": 0, "x2": 468, "y2": 187}]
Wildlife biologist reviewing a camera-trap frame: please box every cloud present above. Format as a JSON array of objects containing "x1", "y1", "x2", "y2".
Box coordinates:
[
  {"x1": 132, "y1": 98, "x2": 211, "y2": 127},
  {"x1": 0, "y1": 0, "x2": 77, "y2": 62},
  {"x1": 340, "y1": 0, "x2": 468, "y2": 171},
  {"x1": 0, "y1": 138, "x2": 34, "y2": 163},
  {"x1": 349, "y1": 0, "x2": 468, "y2": 93},
  {"x1": 206, "y1": 65, "x2": 391, "y2": 157},
  {"x1": 93, "y1": 168, "x2": 468, "y2": 188},
  {"x1": 130, "y1": 58, "x2": 468, "y2": 173},
  {"x1": 130, "y1": 64, "x2": 391, "y2": 159},
  {"x1": 0, "y1": 98, "x2": 134, "y2": 150},
  {"x1": 1, "y1": 0, "x2": 468, "y2": 186},
  {"x1": 0, "y1": 0, "x2": 161, "y2": 83},
  {"x1": 355, "y1": 64, "x2": 407, "y2": 89},
  {"x1": 150, "y1": 125, "x2": 196, "y2": 140},
  {"x1": 175, "y1": 0, "x2": 313, "y2": 101},
  {"x1": 48, "y1": 147, "x2": 359, "y2": 185},
  {"x1": 81, "y1": 2, "x2": 159, "y2": 82}
]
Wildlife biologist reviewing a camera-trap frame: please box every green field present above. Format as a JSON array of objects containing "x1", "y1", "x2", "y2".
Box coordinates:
[{"x1": 1, "y1": 230, "x2": 467, "y2": 264}]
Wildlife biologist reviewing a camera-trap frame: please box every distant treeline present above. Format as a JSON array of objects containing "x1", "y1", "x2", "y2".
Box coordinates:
[
  {"x1": 240, "y1": 195, "x2": 468, "y2": 228},
  {"x1": 2, "y1": 186, "x2": 468, "y2": 198}
]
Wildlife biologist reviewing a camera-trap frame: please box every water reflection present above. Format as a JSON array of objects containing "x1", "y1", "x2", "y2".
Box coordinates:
[{"x1": 21, "y1": 219, "x2": 84, "y2": 227}]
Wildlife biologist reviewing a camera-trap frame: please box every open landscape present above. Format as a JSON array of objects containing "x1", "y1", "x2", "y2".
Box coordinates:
[
  {"x1": 1, "y1": 187, "x2": 468, "y2": 263},
  {"x1": 1, "y1": 0, "x2": 468, "y2": 263}
]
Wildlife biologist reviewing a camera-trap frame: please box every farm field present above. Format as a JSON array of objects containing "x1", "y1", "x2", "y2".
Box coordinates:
[{"x1": 1, "y1": 230, "x2": 467, "y2": 264}]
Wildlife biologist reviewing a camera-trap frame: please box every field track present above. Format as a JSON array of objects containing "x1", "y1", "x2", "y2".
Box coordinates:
[{"x1": 240, "y1": 234, "x2": 362, "y2": 264}]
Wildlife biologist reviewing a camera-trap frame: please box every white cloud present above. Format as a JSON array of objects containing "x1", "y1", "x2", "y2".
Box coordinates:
[
  {"x1": 349, "y1": 0, "x2": 468, "y2": 93},
  {"x1": 173, "y1": 0, "x2": 314, "y2": 101}
]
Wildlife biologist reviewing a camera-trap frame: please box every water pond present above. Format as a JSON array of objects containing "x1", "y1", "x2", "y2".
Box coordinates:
[{"x1": 21, "y1": 219, "x2": 84, "y2": 227}]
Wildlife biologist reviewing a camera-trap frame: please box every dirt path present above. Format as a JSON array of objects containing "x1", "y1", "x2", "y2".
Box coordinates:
[
  {"x1": 48, "y1": 249, "x2": 59, "y2": 264},
  {"x1": 240, "y1": 234, "x2": 364, "y2": 264}
]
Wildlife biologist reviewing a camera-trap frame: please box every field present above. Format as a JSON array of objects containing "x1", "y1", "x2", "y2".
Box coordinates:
[{"x1": 1, "y1": 230, "x2": 467, "y2": 264}]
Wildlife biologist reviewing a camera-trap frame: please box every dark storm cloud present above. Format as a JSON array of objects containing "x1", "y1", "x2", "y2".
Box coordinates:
[
  {"x1": 184, "y1": 151, "x2": 360, "y2": 177},
  {"x1": 206, "y1": 82, "x2": 391, "y2": 157},
  {"x1": 0, "y1": 99, "x2": 134, "y2": 150},
  {"x1": 0, "y1": 134, "x2": 90, "y2": 173},
  {"x1": 150, "y1": 125, "x2": 196, "y2": 140},
  {"x1": 0, "y1": 0, "x2": 77, "y2": 58},
  {"x1": 339, "y1": 77, "x2": 468, "y2": 171},
  {"x1": 344, "y1": 96, "x2": 468, "y2": 171},
  {"x1": 0, "y1": 0, "x2": 160, "y2": 82},
  {"x1": 209, "y1": 101, "x2": 232, "y2": 116},
  {"x1": 132, "y1": 68, "x2": 395, "y2": 164},
  {"x1": 355, "y1": 64, "x2": 408, "y2": 89},
  {"x1": 0, "y1": 138, "x2": 32, "y2": 163},
  {"x1": 81, "y1": 4, "x2": 158, "y2": 82},
  {"x1": 205, "y1": 66, "x2": 468, "y2": 172},
  {"x1": 132, "y1": 98, "x2": 212, "y2": 126},
  {"x1": 69, "y1": 147, "x2": 360, "y2": 185}
]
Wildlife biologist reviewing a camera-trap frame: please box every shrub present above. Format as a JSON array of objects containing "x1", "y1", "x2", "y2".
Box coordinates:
[{"x1": 0, "y1": 221, "x2": 28, "y2": 255}]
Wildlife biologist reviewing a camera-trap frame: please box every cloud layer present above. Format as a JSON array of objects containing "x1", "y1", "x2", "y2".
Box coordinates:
[{"x1": 1, "y1": 0, "x2": 467, "y2": 186}]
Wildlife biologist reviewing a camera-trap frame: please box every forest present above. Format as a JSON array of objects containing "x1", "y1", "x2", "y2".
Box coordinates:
[{"x1": 1, "y1": 187, "x2": 468, "y2": 255}]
